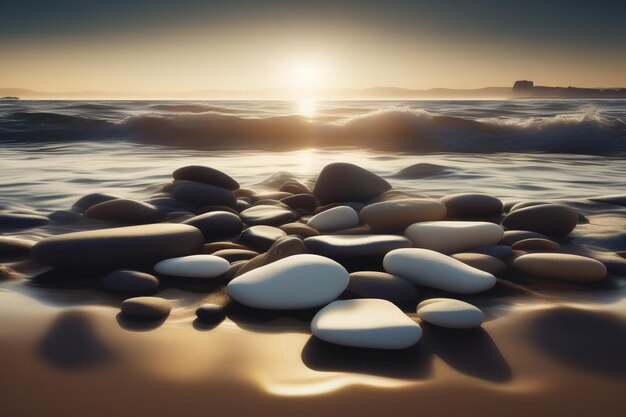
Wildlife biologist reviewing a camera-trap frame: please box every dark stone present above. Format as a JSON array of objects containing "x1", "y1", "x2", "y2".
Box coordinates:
[
  {"x1": 172, "y1": 182, "x2": 236, "y2": 208},
  {"x1": 30, "y1": 224, "x2": 204, "y2": 268},
  {"x1": 342, "y1": 271, "x2": 418, "y2": 307},
  {"x1": 202, "y1": 241, "x2": 250, "y2": 253},
  {"x1": 48, "y1": 210, "x2": 84, "y2": 224},
  {"x1": 502, "y1": 204, "x2": 579, "y2": 238},
  {"x1": 392, "y1": 163, "x2": 452, "y2": 179},
  {"x1": 0, "y1": 213, "x2": 49, "y2": 232},
  {"x1": 195, "y1": 303, "x2": 226, "y2": 324},
  {"x1": 500, "y1": 230, "x2": 549, "y2": 246},
  {"x1": 313, "y1": 163, "x2": 391, "y2": 204},
  {"x1": 71, "y1": 193, "x2": 120, "y2": 213},
  {"x1": 280, "y1": 193, "x2": 319, "y2": 214},
  {"x1": 173, "y1": 165, "x2": 239, "y2": 190},
  {"x1": 440, "y1": 193, "x2": 503, "y2": 218},
  {"x1": 212, "y1": 249, "x2": 259, "y2": 263},
  {"x1": 279, "y1": 222, "x2": 320, "y2": 238},
  {"x1": 235, "y1": 236, "x2": 306, "y2": 276},
  {"x1": 304, "y1": 235, "x2": 411, "y2": 257},
  {"x1": 195, "y1": 205, "x2": 239, "y2": 215},
  {"x1": 121, "y1": 296, "x2": 171, "y2": 318},
  {"x1": 239, "y1": 225, "x2": 287, "y2": 251},
  {"x1": 280, "y1": 180, "x2": 311, "y2": 194},
  {"x1": 0, "y1": 236, "x2": 35, "y2": 260},
  {"x1": 100, "y1": 270, "x2": 159, "y2": 294},
  {"x1": 466, "y1": 245, "x2": 513, "y2": 259},
  {"x1": 239, "y1": 205, "x2": 298, "y2": 226},
  {"x1": 512, "y1": 238, "x2": 560, "y2": 251},
  {"x1": 236, "y1": 199, "x2": 251, "y2": 211},
  {"x1": 183, "y1": 211, "x2": 243, "y2": 241},
  {"x1": 85, "y1": 199, "x2": 163, "y2": 224}
]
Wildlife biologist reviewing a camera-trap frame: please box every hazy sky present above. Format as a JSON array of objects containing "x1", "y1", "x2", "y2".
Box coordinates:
[{"x1": 1, "y1": 0, "x2": 625, "y2": 94}]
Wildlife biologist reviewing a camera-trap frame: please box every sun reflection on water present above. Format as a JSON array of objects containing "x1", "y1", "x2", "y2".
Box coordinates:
[{"x1": 296, "y1": 98, "x2": 317, "y2": 118}]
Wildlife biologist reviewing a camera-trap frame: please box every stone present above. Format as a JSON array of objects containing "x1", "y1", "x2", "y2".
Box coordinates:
[
  {"x1": 384, "y1": 248, "x2": 496, "y2": 294},
  {"x1": 392, "y1": 163, "x2": 452, "y2": 179},
  {"x1": 183, "y1": 211, "x2": 243, "y2": 241},
  {"x1": 250, "y1": 191, "x2": 292, "y2": 202},
  {"x1": 154, "y1": 254, "x2": 230, "y2": 278},
  {"x1": 280, "y1": 180, "x2": 311, "y2": 194},
  {"x1": 513, "y1": 253, "x2": 606, "y2": 282},
  {"x1": 227, "y1": 254, "x2": 349, "y2": 309},
  {"x1": 343, "y1": 271, "x2": 418, "y2": 307},
  {"x1": 172, "y1": 165, "x2": 239, "y2": 190},
  {"x1": 121, "y1": 296, "x2": 171, "y2": 318},
  {"x1": 48, "y1": 210, "x2": 84, "y2": 224},
  {"x1": 0, "y1": 213, "x2": 49, "y2": 232},
  {"x1": 195, "y1": 205, "x2": 239, "y2": 215},
  {"x1": 416, "y1": 298, "x2": 484, "y2": 329},
  {"x1": 500, "y1": 230, "x2": 549, "y2": 246},
  {"x1": 451, "y1": 253, "x2": 507, "y2": 275},
  {"x1": 315, "y1": 201, "x2": 366, "y2": 214},
  {"x1": 71, "y1": 193, "x2": 120, "y2": 213},
  {"x1": 0, "y1": 236, "x2": 35, "y2": 259},
  {"x1": 467, "y1": 245, "x2": 513, "y2": 259},
  {"x1": 201, "y1": 241, "x2": 250, "y2": 253},
  {"x1": 304, "y1": 235, "x2": 411, "y2": 257},
  {"x1": 212, "y1": 249, "x2": 259, "y2": 263},
  {"x1": 84, "y1": 199, "x2": 163, "y2": 224},
  {"x1": 172, "y1": 182, "x2": 236, "y2": 208},
  {"x1": 405, "y1": 221, "x2": 504, "y2": 254},
  {"x1": 307, "y1": 206, "x2": 359, "y2": 232},
  {"x1": 311, "y1": 299, "x2": 422, "y2": 349},
  {"x1": 100, "y1": 270, "x2": 159, "y2": 294},
  {"x1": 279, "y1": 222, "x2": 320, "y2": 238},
  {"x1": 359, "y1": 199, "x2": 447, "y2": 233},
  {"x1": 502, "y1": 204, "x2": 578, "y2": 237},
  {"x1": 233, "y1": 188, "x2": 256, "y2": 198},
  {"x1": 239, "y1": 225, "x2": 287, "y2": 252},
  {"x1": 195, "y1": 303, "x2": 226, "y2": 324},
  {"x1": 235, "y1": 199, "x2": 251, "y2": 211},
  {"x1": 30, "y1": 224, "x2": 203, "y2": 268},
  {"x1": 280, "y1": 194, "x2": 319, "y2": 214},
  {"x1": 313, "y1": 163, "x2": 391, "y2": 204},
  {"x1": 512, "y1": 238, "x2": 560, "y2": 251},
  {"x1": 240, "y1": 205, "x2": 298, "y2": 226},
  {"x1": 440, "y1": 193, "x2": 503, "y2": 218},
  {"x1": 235, "y1": 236, "x2": 306, "y2": 276}
]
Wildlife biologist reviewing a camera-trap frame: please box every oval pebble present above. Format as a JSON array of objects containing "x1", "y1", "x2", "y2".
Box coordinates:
[
  {"x1": 304, "y1": 234, "x2": 411, "y2": 257},
  {"x1": 195, "y1": 303, "x2": 226, "y2": 324},
  {"x1": 307, "y1": 206, "x2": 359, "y2": 233},
  {"x1": 417, "y1": 298, "x2": 484, "y2": 329},
  {"x1": 502, "y1": 204, "x2": 578, "y2": 238},
  {"x1": 513, "y1": 253, "x2": 606, "y2": 282},
  {"x1": 121, "y1": 296, "x2": 172, "y2": 318},
  {"x1": 154, "y1": 255, "x2": 230, "y2": 278},
  {"x1": 512, "y1": 238, "x2": 560, "y2": 251},
  {"x1": 359, "y1": 198, "x2": 446, "y2": 233},
  {"x1": 100, "y1": 270, "x2": 159, "y2": 294},
  {"x1": 405, "y1": 221, "x2": 504, "y2": 254},
  {"x1": 440, "y1": 193, "x2": 503, "y2": 218}
]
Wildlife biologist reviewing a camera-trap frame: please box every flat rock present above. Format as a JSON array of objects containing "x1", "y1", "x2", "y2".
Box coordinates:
[
  {"x1": 201, "y1": 241, "x2": 250, "y2": 253},
  {"x1": 173, "y1": 165, "x2": 239, "y2": 190},
  {"x1": 343, "y1": 271, "x2": 418, "y2": 307},
  {"x1": 85, "y1": 199, "x2": 163, "y2": 224},
  {"x1": 154, "y1": 254, "x2": 229, "y2": 278},
  {"x1": 451, "y1": 253, "x2": 507, "y2": 275},
  {"x1": 0, "y1": 213, "x2": 50, "y2": 232},
  {"x1": 212, "y1": 249, "x2": 259, "y2": 262},
  {"x1": 195, "y1": 303, "x2": 226, "y2": 324},
  {"x1": 384, "y1": 248, "x2": 496, "y2": 294},
  {"x1": 0, "y1": 236, "x2": 35, "y2": 259},
  {"x1": 311, "y1": 299, "x2": 422, "y2": 349},
  {"x1": 183, "y1": 211, "x2": 243, "y2": 241},
  {"x1": 513, "y1": 253, "x2": 606, "y2": 282},
  {"x1": 304, "y1": 235, "x2": 411, "y2": 257},
  {"x1": 502, "y1": 204, "x2": 578, "y2": 237},
  {"x1": 121, "y1": 296, "x2": 171, "y2": 318},
  {"x1": 172, "y1": 182, "x2": 236, "y2": 208},
  {"x1": 239, "y1": 225, "x2": 287, "y2": 252},
  {"x1": 235, "y1": 236, "x2": 306, "y2": 276},
  {"x1": 307, "y1": 206, "x2": 359, "y2": 233},
  {"x1": 71, "y1": 193, "x2": 120, "y2": 213},
  {"x1": 416, "y1": 298, "x2": 484, "y2": 329},
  {"x1": 512, "y1": 238, "x2": 560, "y2": 251},
  {"x1": 100, "y1": 270, "x2": 159, "y2": 294},
  {"x1": 313, "y1": 163, "x2": 391, "y2": 204},
  {"x1": 280, "y1": 180, "x2": 311, "y2": 194},
  {"x1": 359, "y1": 199, "x2": 446, "y2": 233},
  {"x1": 280, "y1": 194, "x2": 318, "y2": 214},
  {"x1": 240, "y1": 205, "x2": 298, "y2": 226},
  {"x1": 440, "y1": 193, "x2": 503, "y2": 218},
  {"x1": 30, "y1": 224, "x2": 203, "y2": 268},
  {"x1": 405, "y1": 221, "x2": 504, "y2": 254},
  {"x1": 227, "y1": 254, "x2": 349, "y2": 309},
  {"x1": 500, "y1": 230, "x2": 549, "y2": 246},
  {"x1": 279, "y1": 222, "x2": 319, "y2": 238}
]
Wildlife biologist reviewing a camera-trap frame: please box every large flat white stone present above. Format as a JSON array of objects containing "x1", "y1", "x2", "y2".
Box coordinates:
[
  {"x1": 311, "y1": 299, "x2": 422, "y2": 349},
  {"x1": 383, "y1": 248, "x2": 496, "y2": 294},
  {"x1": 405, "y1": 221, "x2": 503, "y2": 254},
  {"x1": 227, "y1": 254, "x2": 349, "y2": 309},
  {"x1": 154, "y1": 254, "x2": 229, "y2": 278}
]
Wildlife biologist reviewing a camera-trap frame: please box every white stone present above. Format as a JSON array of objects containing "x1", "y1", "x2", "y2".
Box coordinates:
[
  {"x1": 417, "y1": 298, "x2": 484, "y2": 329},
  {"x1": 307, "y1": 206, "x2": 359, "y2": 233},
  {"x1": 312, "y1": 299, "x2": 422, "y2": 349},
  {"x1": 383, "y1": 248, "x2": 496, "y2": 294},
  {"x1": 154, "y1": 254, "x2": 229, "y2": 278},
  {"x1": 227, "y1": 254, "x2": 349, "y2": 309},
  {"x1": 405, "y1": 221, "x2": 504, "y2": 254}
]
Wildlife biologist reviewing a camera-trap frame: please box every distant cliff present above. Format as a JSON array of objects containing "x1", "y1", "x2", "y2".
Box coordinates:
[{"x1": 512, "y1": 80, "x2": 626, "y2": 98}]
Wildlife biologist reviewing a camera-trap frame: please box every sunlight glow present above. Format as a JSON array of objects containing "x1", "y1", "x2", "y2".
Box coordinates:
[{"x1": 290, "y1": 61, "x2": 324, "y2": 92}]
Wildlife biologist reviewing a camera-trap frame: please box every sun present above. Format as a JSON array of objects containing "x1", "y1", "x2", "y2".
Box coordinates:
[{"x1": 291, "y1": 61, "x2": 324, "y2": 91}]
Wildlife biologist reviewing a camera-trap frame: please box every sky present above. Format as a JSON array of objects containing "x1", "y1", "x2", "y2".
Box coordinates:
[{"x1": 1, "y1": 0, "x2": 625, "y2": 96}]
